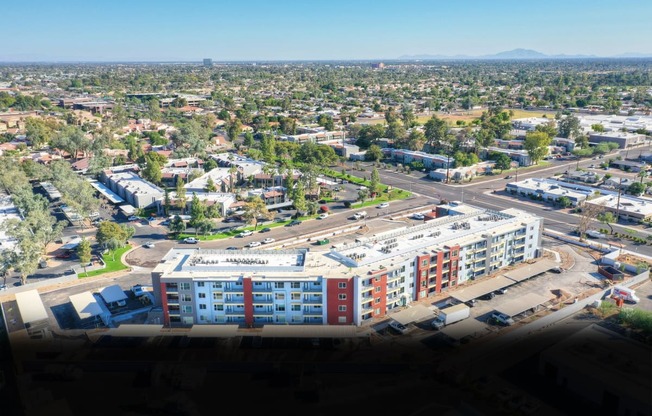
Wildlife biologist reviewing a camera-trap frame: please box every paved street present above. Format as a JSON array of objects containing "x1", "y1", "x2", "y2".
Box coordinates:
[{"x1": 346, "y1": 145, "x2": 652, "y2": 257}]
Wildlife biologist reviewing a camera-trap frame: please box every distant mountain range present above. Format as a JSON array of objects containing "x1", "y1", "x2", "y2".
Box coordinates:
[{"x1": 398, "y1": 48, "x2": 652, "y2": 60}]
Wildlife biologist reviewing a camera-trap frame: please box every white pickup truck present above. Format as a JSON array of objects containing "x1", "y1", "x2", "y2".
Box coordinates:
[{"x1": 353, "y1": 211, "x2": 368, "y2": 220}]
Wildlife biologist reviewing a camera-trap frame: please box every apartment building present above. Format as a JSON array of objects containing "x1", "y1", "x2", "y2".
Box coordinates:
[
  {"x1": 152, "y1": 204, "x2": 542, "y2": 327},
  {"x1": 100, "y1": 169, "x2": 164, "y2": 209}
]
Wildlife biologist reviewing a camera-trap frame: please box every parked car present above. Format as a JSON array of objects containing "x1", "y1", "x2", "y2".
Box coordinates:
[
  {"x1": 480, "y1": 292, "x2": 496, "y2": 300},
  {"x1": 317, "y1": 213, "x2": 329, "y2": 219},
  {"x1": 183, "y1": 237, "x2": 199, "y2": 244},
  {"x1": 240, "y1": 230, "x2": 254, "y2": 237},
  {"x1": 131, "y1": 285, "x2": 146, "y2": 297},
  {"x1": 128, "y1": 216, "x2": 140, "y2": 221},
  {"x1": 377, "y1": 202, "x2": 389, "y2": 209},
  {"x1": 497, "y1": 287, "x2": 508, "y2": 295},
  {"x1": 490, "y1": 312, "x2": 515, "y2": 326},
  {"x1": 388, "y1": 320, "x2": 409, "y2": 334},
  {"x1": 55, "y1": 251, "x2": 73, "y2": 259},
  {"x1": 465, "y1": 299, "x2": 477, "y2": 308},
  {"x1": 262, "y1": 238, "x2": 275, "y2": 244},
  {"x1": 225, "y1": 246, "x2": 239, "y2": 250},
  {"x1": 143, "y1": 241, "x2": 155, "y2": 248},
  {"x1": 286, "y1": 220, "x2": 302, "y2": 227},
  {"x1": 316, "y1": 238, "x2": 330, "y2": 245},
  {"x1": 411, "y1": 213, "x2": 425, "y2": 220},
  {"x1": 259, "y1": 228, "x2": 271, "y2": 233},
  {"x1": 160, "y1": 220, "x2": 170, "y2": 226},
  {"x1": 504, "y1": 175, "x2": 513, "y2": 179},
  {"x1": 247, "y1": 241, "x2": 262, "y2": 248}
]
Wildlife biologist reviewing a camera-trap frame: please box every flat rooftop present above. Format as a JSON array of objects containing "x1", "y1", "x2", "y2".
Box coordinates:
[
  {"x1": 105, "y1": 171, "x2": 163, "y2": 195},
  {"x1": 157, "y1": 248, "x2": 309, "y2": 278},
  {"x1": 329, "y1": 205, "x2": 535, "y2": 268},
  {"x1": 588, "y1": 194, "x2": 652, "y2": 216}
]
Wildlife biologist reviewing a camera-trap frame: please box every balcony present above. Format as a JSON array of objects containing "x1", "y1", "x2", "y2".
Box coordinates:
[
  {"x1": 302, "y1": 309, "x2": 323, "y2": 316},
  {"x1": 252, "y1": 309, "x2": 274, "y2": 316},
  {"x1": 225, "y1": 296, "x2": 245, "y2": 303},
  {"x1": 252, "y1": 296, "x2": 272, "y2": 303},
  {"x1": 303, "y1": 297, "x2": 323, "y2": 304},
  {"x1": 224, "y1": 285, "x2": 244, "y2": 293},
  {"x1": 225, "y1": 309, "x2": 246, "y2": 315},
  {"x1": 303, "y1": 285, "x2": 322, "y2": 293}
]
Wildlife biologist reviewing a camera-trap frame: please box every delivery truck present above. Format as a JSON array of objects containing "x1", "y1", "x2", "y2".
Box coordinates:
[
  {"x1": 431, "y1": 303, "x2": 471, "y2": 330},
  {"x1": 611, "y1": 286, "x2": 640, "y2": 303}
]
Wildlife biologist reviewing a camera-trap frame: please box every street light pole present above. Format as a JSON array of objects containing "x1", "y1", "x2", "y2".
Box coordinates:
[{"x1": 615, "y1": 177, "x2": 623, "y2": 223}]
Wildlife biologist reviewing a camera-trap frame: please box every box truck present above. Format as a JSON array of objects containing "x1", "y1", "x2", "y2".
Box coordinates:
[
  {"x1": 612, "y1": 286, "x2": 640, "y2": 303},
  {"x1": 431, "y1": 304, "x2": 471, "y2": 330}
]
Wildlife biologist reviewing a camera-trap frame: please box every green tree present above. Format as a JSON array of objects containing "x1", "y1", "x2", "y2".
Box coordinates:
[
  {"x1": 558, "y1": 115, "x2": 581, "y2": 139},
  {"x1": 205, "y1": 176, "x2": 217, "y2": 192},
  {"x1": 196, "y1": 218, "x2": 214, "y2": 236},
  {"x1": 163, "y1": 189, "x2": 171, "y2": 217},
  {"x1": 96, "y1": 221, "x2": 128, "y2": 247},
  {"x1": 597, "y1": 211, "x2": 616, "y2": 234},
  {"x1": 524, "y1": 131, "x2": 552, "y2": 165},
  {"x1": 141, "y1": 154, "x2": 162, "y2": 185},
  {"x1": 243, "y1": 196, "x2": 273, "y2": 230},
  {"x1": 243, "y1": 131, "x2": 255, "y2": 147},
  {"x1": 175, "y1": 176, "x2": 187, "y2": 212},
  {"x1": 557, "y1": 196, "x2": 572, "y2": 208},
  {"x1": 591, "y1": 124, "x2": 605, "y2": 132},
  {"x1": 370, "y1": 167, "x2": 381, "y2": 196},
  {"x1": 169, "y1": 215, "x2": 186, "y2": 236},
  {"x1": 358, "y1": 188, "x2": 369, "y2": 202},
  {"x1": 365, "y1": 144, "x2": 383, "y2": 162},
  {"x1": 292, "y1": 180, "x2": 307, "y2": 216},
  {"x1": 189, "y1": 193, "x2": 206, "y2": 233},
  {"x1": 385, "y1": 121, "x2": 406, "y2": 141},
  {"x1": 628, "y1": 182, "x2": 646, "y2": 196},
  {"x1": 77, "y1": 238, "x2": 92, "y2": 275}
]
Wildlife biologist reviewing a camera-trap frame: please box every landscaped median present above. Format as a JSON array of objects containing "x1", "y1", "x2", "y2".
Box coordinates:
[
  {"x1": 321, "y1": 168, "x2": 412, "y2": 205},
  {"x1": 77, "y1": 245, "x2": 131, "y2": 278},
  {"x1": 175, "y1": 215, "x2": 318, "y2": 242}
]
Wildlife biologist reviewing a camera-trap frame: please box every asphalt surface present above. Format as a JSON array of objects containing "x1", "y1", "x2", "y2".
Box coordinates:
[{"x1": 345, "y1": 146, "x2": 652, "y2": 257}]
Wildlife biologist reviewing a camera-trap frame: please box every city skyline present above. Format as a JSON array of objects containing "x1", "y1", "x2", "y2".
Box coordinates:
[{"x1": 2, "y1": 0, "x2": 652, "y2": 62}]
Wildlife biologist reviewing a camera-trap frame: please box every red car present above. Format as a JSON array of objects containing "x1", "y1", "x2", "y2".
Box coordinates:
[{"x1": 55, "y1": 251, "x2": 73, "y2": 259}]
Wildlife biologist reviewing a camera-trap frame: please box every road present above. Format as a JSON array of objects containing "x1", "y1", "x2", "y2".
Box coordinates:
[{"x1": 345, "y1": 147, "x2": 652, "y2": 256}]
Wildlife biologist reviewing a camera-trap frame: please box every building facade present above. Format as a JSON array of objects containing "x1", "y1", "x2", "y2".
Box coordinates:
[{"x1": 152, "y1": 204, "x2": 543, "y2": 327}]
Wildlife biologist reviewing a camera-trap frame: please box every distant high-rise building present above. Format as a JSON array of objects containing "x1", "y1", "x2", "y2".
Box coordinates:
[
  {"x1": 371, "y1": 62, "x2": 385, "y2": 69},
  {"x1": 203, "y1": 58, "x2": 213, "y2": 67}
]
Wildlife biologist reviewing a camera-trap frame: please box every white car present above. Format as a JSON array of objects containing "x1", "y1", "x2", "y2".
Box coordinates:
[
  {"x1": 377, "y1": 203, "x2": 389, "y2": 209},
  {"x1": 143, "y1": 241, "x2": 155, "y2": 248},
  {"x1": 490, "y1": 312, "x2": 514, "y2": 326},
  {"x1": 131, "y1": 285, "x2": 146, "y2": 297},
  {"x1": 128, "y1": 216, "x2": 140, "y2": 221},
  {"x1": 388, "y1": 320, "x2": 409, "y2": 334},
  {"x1": 411, "y1": 213, "x2": 425, "y2": 220},
  {"x1": 317, "y1": 213, "x2": 329, "y2": 219},
  {"x1": 240, "y1": 230, "x2": 254, "y2": 237},
  {"x1": 262, "y1": 238, "x2": 275, "y2": 244},
  {"x1": 247, "y1": 241, "x2": 262, "y2": 248},
  {"x1": 183, "y1": 237, "x2": 199, "y2": 244}
]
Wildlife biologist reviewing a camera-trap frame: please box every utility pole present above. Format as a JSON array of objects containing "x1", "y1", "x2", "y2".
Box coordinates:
[{"x1": 615, "y1": 177, "x2": 623, "y2": 223}]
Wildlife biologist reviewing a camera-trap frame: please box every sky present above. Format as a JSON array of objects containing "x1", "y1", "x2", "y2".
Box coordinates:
[{"x1": 2, "y1": 0, "x2": 652, "y2": 61}]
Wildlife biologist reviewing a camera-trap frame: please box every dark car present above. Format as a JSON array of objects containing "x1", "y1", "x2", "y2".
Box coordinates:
[
  {"x1": 465, "y1": 299, "x2": 477, "y2": 308},
  {"x1": 480, "y1": 292, "x2": 496, "y2": 300},
  {"x1": 225, "y1": 247, "x2": 239, "y2": 250},
  {"x1": 259, "y1": 228, "x2": 271, "y2": 233},
  {"x1": 286, "y1": 220, "x2": 302, "y2": 227},
  {"x1": 55, "y1": 251, "x2": 73, "y2": 259}
]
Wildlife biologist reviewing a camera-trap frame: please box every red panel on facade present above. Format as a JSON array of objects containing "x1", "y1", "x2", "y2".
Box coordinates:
[
  {"x1": 243, "y1": 277, "x2": 254, "y2": 326},
  {"x1": 326, "y1": 278, "x2": 353, "y2": 325},
  {"x1": 160, "y1": 282, "x2": 169, "y2": 326},
  {"x1": 434, "y1": 251, "x2": 444, "y2": 293},
  {"x1": 371, "y1": 273, "x2": 388, "y2": 318},
  {"x1": 415, "y1": 254, "x2": 430, "y2": 301}
]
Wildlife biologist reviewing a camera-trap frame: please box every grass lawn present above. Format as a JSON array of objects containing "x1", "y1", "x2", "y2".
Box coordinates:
[
  {"x1": 176, "y1": 215, "x2": 320, "y2": 241},
  {"x1": 78, "y1": 245, "x2": 131, "y2": 278},
  {"x1": 415, "y1": 109, "x2": 557, "y2": 125}
]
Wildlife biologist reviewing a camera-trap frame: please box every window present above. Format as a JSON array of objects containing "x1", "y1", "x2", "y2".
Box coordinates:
[
  {"x1": 375, "y1": 286, "x2": 381, "y2": 293},
  {"x1": 375, "y1": 297, "x2": 381, "y2": 304},
  {"x1": 181, "y1": 294, "x2": 192, "y2": 302},
  {"x1": 374, "y1": 308, "x2": 381, "y2": 315},
  {"x1": 213, "y1": 304, "x2": 223, "y2": 311},
  {"x1": 180, "y1": 282, "x2": 191, "y2": 291},
  {"x1": 274, "y1": 282, "x2": 285, "y2": 289},
  {"x1": 199, "y1": 304, "x2": 207, "y2": 310},
  {"x1": 274, "y1": 293, "x2": 285, "y2": 300},
  {"x1": 452, "y1": 261, "x2": 458, "y2": 268},
  {"x1": 182, "y1": 305, "x2": 192, "y2": 313},
  {"x1": 421, "y1": 270, "x2": 427, "y2": 278},
  {"x1": 291, "y1": 304, "x2": 301, "y2": 311},
  {"x1": 421, "y1": 259, "x2": 428, "y2": 267},
  {"x1": 275, "y1": 304, "x2": 285, "y2": 312},
  {"x1": 338, "y1": 282, "x2": 347, "y2": 289},
  {"x1": 254, "y1": 282, "x2": 263, "y2": 286},
  {"x1": 452, "y1": 250, "x2": 458, "y2": 257},
  {"x1": 197, "y1": 282, "x2": 205, "y2": 287},
  {"x1": 338, "y1": 305, "x2": 347, "y2": 312},
  {"x1": 529, "y1": 235, "x2": 533, "y2": 239},
  {"x1": 290, "y1": 282, "x2": 300, "y2": 289},
  {"x1": 291, "y1": 293, "x2": 300, "y2": 300},
  {"x1": 421, "y1": 280, "x2": 427, "y2": 288},
  {"x1": 213, "y1": 293, "x2": 223, "y2": 301},
  {"x1": 198, "y1": 293, "x2": 206, "y2": 299},
  {"x1": 212, "y1": 282, "x2": 222, "y2": 289},
  {"x1": 338, "y1": 316, "x2": 347, "y2": 323},
  {"x1": 338, "y1": 294, "x2": 347, "y2": 300}
]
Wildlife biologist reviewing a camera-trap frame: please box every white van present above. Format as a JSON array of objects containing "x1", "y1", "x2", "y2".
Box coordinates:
[{"x1": 612, "y1": 286, "x2": 640, "y2": 303}]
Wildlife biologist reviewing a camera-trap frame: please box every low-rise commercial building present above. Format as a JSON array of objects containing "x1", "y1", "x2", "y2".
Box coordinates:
[
  {"x1": 505, "y1": 178, "x2": 591, "y2": 206},
  {"x1": 589, "y1": 132, "x2": 646, "y2": 149},
  {"x1": 586, "y1": 194, "x2": 652, "y2": 221},
  {"x1": 100, "y1": 170, "x2": 164, "y2": 210},
  {"x1": 387, "y1": 149, "x2": 455, "y2": 169},
  {"x1": 152, "y1": 204, "x2": 542, "y2": 327}
]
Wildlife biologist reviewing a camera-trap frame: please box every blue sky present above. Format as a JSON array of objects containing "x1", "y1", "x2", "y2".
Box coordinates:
[{"x1": 2, "y1": 0, "x2": 651, "y2": 61}]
